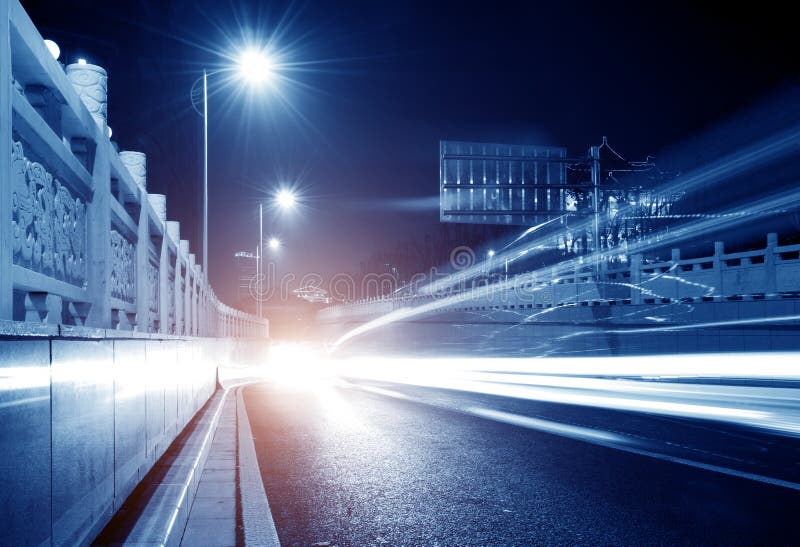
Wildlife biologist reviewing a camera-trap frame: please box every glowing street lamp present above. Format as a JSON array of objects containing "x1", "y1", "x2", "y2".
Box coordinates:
[
  {"x1": 237, "y1": 48, "x2": 275, "y2": 84},
  {"x1": 275, "y1": 189, "x2": 296, "y2": 210},
  {"x1": 268, "y1": 237, "x2": 281, "y2": 250}
]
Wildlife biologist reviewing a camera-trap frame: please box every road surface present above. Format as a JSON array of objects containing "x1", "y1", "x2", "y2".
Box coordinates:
[{"x1": 244, "y1": 378, "x2": 800, "y2": 545}]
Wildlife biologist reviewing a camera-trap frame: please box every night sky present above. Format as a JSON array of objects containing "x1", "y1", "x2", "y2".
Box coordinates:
[{"x1": 22, "y1": 0, "x2": 797, "y2": 304}]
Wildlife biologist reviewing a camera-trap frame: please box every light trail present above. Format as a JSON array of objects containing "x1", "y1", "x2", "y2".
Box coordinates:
[
  {"x1": 259, "y1": 346, "x2": 800, "y2": 437},
  {"x1": 332, "y1": 353, "x2": 800, "y2": 436},
  {"x1": 250, "y1": 345, "x2": 800, "y2": 488}
]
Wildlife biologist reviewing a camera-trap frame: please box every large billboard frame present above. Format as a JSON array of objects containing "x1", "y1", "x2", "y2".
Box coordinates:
[{"x1": 439, "y1": 141, "x2": 593, "y2": 226}]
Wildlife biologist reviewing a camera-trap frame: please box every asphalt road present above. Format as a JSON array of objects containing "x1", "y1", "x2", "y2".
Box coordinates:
[{"x1": 244, "y1": 380, "x2": 800, "y2": 546}]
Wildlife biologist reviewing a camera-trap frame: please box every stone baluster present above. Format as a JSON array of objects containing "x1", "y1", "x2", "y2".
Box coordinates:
[
  {"x1": 166, "y1": 221, "x2": 180, "y2": 334},
  {"x1": 671, "y1": 249, "x2": 681, "y2": 301},
  {"x1": 71, "y1": 66, "x2": 112, "y2": 327},
  {"x1": 630, "y1": 254, "x2": 643, "y2": 305},
  {"x1": 148, "y1": 194, "x2": 166, "y2": 224},
  {"x1": 193, "y1": 263, "x2": 202, "y2": 335},
  {"x1": 180, "y1": 240, "x2": 190, "y2": 335},
  {"x1": 134, "y1": 183, "x2": 149, "y2": 331},
  {"x1": 714, "y1": 241, "x2": 724, "y2": 301},
  {"x1": 188, "y1": 253, "x2": 196, "y2": 336},
  {"x1": 766, "y1": 233, "x2": 778, "y2": 297},
  {"x1": 148, "y1": 194, "x2": 168, "y2": 333},
  {"x1": 119, "y1": 151, "x2": 146, "y2": 191},
  {"x1": 66, "y1": 62, "x2": 107, "y2": 128}
]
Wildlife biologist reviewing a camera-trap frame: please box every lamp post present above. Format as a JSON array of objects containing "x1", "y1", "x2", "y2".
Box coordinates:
[
  {"x1": 192, "y1": 48, "x2": 275, "y2": 272},
  {"x1": 258, "y1": 202, "x2": 263, "y2": 319},
  {"x1": 202, "y1": 69, "x2": 208, "y2": 275}
]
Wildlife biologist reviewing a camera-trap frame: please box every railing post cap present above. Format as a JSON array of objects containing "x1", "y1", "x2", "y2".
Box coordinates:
[
  {"x1": 119, "y1": 151, "x2": 147, "y2": 190},
  {"x1": 148, "y1": 194, "x2": 167, "y2": 223},
  {"x1": 66, "y1": 62, "x2": 107, "y2": 77},
  {"x1": 65, "y1": 63, "x2": 108, "y2": 127},
  {"x1": 166, "y1": 221, "x2": 180, "y2": 243}
]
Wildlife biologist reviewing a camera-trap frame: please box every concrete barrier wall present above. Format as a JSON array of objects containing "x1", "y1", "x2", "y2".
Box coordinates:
[{"x1": 0, "y1": 327, "x2": 266, "y2": 546}]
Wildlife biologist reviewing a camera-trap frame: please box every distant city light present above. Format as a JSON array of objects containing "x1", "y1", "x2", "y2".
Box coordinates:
[
  {"x1": 77, "y1": 58, "x2": 87, "y2": 65},
  {"x1": 275, "y1": 189, "x2": 296, "y2": 209},
  {"x1": 488, "y1": 249, "x2": 496, "y2": 258},
  {"x1": 238, "y1": 48, "x2": 274, "y2": 84},
  {"x1": 43, "y1": 39, "x2": 60, "y2": 60},
  {"x1": 268, "y1": 237, "x2": 281, "y2": 250}
]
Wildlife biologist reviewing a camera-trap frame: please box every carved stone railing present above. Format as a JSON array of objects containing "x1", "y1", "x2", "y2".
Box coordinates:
[{"x1": 1, "y1": 0, "x2": 267, "y2": 337}]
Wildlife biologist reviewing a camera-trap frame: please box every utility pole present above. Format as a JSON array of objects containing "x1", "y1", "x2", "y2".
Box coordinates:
[{"x1": 590, "y1": 144, "x2": 601, "y2": 274}]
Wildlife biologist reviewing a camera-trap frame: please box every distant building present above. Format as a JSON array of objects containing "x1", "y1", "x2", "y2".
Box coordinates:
[{"x1": 234, "y1": 251, "x2": 257, "y2": 305}]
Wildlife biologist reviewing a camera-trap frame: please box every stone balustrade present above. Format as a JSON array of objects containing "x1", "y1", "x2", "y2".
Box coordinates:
[
  {"x1": 0, "y1": 0, "x2": 266, "y2": 337},
  {"x1": 319, "y1": 233, "x2": 800, "y2": 321}
]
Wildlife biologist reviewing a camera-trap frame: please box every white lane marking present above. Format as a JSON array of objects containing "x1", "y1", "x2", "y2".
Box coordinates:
[
  {"x1": 610, "y1": 445, "x2": 800, "y2": 492},
  {"x1": 359, "y1": 385, "x2": 413, "y2": 400},
  {"x1": 464, "y1": 406, "x2": 631, "y2": 445}
]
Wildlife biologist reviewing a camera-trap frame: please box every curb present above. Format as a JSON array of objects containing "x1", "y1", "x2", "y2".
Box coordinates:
[{"x1": 236, "y1": 386, "x2": 281, "y2": 545}]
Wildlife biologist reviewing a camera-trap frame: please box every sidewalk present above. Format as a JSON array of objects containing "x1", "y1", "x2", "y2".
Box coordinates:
[{"x1": 180, "y1": 395, "x2": 239, "y2": 546}]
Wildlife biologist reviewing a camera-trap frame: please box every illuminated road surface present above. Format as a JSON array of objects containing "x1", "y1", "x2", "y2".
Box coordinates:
[{"x1": 243, "y1": 360, "x2": 800, "y2": 545}]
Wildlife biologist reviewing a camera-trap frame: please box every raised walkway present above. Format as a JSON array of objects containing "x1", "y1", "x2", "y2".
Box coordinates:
[{"x1": 93, "y1": 375, "x2": 279, "y2": 547}]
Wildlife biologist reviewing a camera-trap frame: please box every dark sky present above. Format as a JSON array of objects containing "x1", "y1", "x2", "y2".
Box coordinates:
[{"x1": 22, "y1": 0, "x2": 797, "y2": 304}]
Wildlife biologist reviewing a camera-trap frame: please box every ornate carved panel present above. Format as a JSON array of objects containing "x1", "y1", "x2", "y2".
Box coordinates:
[
  {"x1": 11, "y1": 140, "x2": 87, "y2": 287},
  {"x1": 110, "y1": 230, "x2": 135, "y2": 303}
]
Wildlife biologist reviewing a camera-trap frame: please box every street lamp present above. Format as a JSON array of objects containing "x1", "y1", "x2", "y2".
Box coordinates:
[
  {"x1": 276, "y1": 189, "x2": 296, "y2": 210},
  {"x1": 193, "y1": 47, "x2": 276, "y2": 272},
  {"x1": 238, "y1": 48, "x2": 275, "y2": 84},
  {"x1": 268, "y1": 237, "x2": 281, "y2": 250}
]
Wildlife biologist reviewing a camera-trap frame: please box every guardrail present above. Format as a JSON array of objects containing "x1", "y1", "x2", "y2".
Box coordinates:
[
  {"x1": 319, "y1": 233, "x2": 800, "y2": 320},
  {"x1": 1, "y1": 0, "x2": 266, "y2": 337}
]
